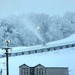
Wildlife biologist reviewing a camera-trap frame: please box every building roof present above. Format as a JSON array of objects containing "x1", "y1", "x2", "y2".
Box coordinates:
[
  {"x1": 34, "y1": 64, "x2": 45, "y2": 68},
  {"x1": 19, "y1": 64, "x2": 29, "y2": 68},
  {"x1": 19, "y1": 64, "x2": 68, "y2": 69}
]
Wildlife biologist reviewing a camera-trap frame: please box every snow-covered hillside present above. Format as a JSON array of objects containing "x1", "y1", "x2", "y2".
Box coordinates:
[{"x1": 0, "y1": 34, "x2": 75, "y2": 75}]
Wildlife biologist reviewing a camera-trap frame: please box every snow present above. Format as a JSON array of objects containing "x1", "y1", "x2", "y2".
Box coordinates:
[{"x1": 0, "y1": 34, "x2": 75, "y2": 75}]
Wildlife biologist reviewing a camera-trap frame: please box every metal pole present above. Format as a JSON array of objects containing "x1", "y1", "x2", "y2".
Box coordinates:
[
  {"x1": 5, "y1": 49, "x2": 9, "y2": 75},
  {"x1": 2, "y1": 40, "x2": 11, "y2": 75}
]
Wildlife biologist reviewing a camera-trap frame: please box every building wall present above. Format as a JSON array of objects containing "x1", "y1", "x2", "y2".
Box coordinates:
[
  {"x1": 19, "y1": 64, "x2": 69, "y2": 75},
  {"x1": 46, "y1": 68, "x2": 68, "y2": 75}
]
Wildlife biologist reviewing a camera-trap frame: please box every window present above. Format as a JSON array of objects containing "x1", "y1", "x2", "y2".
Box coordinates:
[
  {"x1": 36, "y1": 68, "x2": 43, "y2": 75},
  {"x1": 39, "y1": 68, "x2": 43, "y2": 75},
  {"x1": 22, "y1": 68, "x2": 28, "y2": 75}
]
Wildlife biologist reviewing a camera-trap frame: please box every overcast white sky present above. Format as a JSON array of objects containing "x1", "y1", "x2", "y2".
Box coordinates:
[{"x1": 0, "y1": 0, "x2": 75, "y2": 19}]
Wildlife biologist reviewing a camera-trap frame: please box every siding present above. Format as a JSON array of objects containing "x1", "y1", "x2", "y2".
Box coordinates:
[{"x1": 46, "y1": 68, "x2": 68, "y2": 75}]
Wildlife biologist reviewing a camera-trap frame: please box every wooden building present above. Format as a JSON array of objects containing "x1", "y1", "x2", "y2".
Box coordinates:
[{"x1": 19, "y1": 64, "x2": 69, "y2": 75}]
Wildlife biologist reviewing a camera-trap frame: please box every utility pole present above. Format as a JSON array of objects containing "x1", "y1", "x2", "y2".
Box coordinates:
[
  {"x1": 0, "y1": 69, "x2": 2, "y2": 75},
  {"x1": 2, "y1": 40, "x2": 11, "y2": 75}
]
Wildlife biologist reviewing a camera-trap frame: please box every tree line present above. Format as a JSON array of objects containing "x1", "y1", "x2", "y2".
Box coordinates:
[{"x1": 0, "y1": 12, "x2": 75, "y2": 47}]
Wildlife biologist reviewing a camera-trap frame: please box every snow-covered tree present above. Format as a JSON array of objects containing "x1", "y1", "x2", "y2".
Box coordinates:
[{"x1": 0, "y1": 12, "x2": 75, "y2": 47}]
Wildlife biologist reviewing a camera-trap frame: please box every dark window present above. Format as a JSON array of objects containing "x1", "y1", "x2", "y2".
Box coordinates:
[
  {"x1": 54, "y1": 48, "x2": 56, "y2": 50},
  {"x1": 47, "y1": 48, "x2": 50, "y2": 51},
  {"x1": 41, "y1": 49, "x2": 43, "y2": 52},
  {"x1": 22, "y1": 68, "x2": 28, "y2": 75},
  {"x1": 66, "y1": 45, "x2": 69, "y2": 48},
  {"x1": 71, "y1": 44, "x2": 75, "y2": 47},
  {"x1": 28, "y1": 51, "x2": 31, "y2": 54},
  {"x1": 60, "y1": 46, "x2": 62, "y2": 49},
  {"x1": 30, "y1": 68, "x2": 34, "y2": 75},
  {"x1": 35, "y1": 50, "x2": 37, "y2": 53},
  {"x1": 22, "y1": 52, "x2": 24, "y2": 55}
]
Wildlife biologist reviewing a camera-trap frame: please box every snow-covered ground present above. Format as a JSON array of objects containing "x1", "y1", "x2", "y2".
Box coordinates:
[{"x1": 0, "y1": 34, "x2": 75, "y2": 75}]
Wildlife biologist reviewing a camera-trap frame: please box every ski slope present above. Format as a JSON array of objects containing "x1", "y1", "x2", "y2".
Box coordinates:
[{"x1": 0, "y1": 34, "x2": 75, "y2": 75}]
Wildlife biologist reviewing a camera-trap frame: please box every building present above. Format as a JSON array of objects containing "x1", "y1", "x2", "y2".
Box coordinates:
[{"x1": 19, "y1": 64, "x2": 69, "y2": 75}]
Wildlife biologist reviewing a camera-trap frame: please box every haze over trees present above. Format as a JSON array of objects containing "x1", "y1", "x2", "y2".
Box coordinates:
[{"x1": 0, "y1": 12, "x2": 75, "y2": 47}]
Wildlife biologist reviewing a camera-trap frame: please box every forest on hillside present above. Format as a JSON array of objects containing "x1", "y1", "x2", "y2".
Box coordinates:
[{"x1": 0, "y1": 12, "x2": 75, "y2": 47}]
